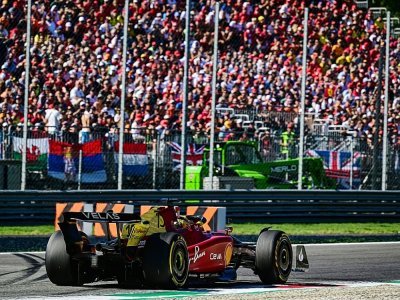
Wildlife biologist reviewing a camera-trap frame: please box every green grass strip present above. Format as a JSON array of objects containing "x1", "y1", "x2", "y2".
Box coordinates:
[
  {"x1": 229, "y1": 222, "x2": 400, "y2": 235},
  {"x1": 0, "y1": 222, "x2": 399, "y2": 236},
  {"x1": 0, "y1": 225, "x2": 54, "y2": 236}
]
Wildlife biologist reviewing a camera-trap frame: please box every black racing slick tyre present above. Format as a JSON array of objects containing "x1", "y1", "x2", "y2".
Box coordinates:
[
  {"x1": 45, "y1": 230, "x2": 87, "y2": 286},
  {"x1": 255, "y1": 230, "x2": 292, "y2": 284},
  {"x1": 142, "y1": 232, "x2": 189, "y2": 289}
]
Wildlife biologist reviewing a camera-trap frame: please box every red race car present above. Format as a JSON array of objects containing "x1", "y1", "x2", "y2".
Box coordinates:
[{"x1": 46, "y1": 205, "x2": 308, "y2": 288}]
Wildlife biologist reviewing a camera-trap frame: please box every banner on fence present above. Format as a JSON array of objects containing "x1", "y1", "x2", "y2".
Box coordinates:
[
  {"x1": 80, "y1": 140, "x2": 107, "y2": 182},
  {"x1": 114, "y1": 142, "x2": 149, "y2": 176},
  {"x1": 305, "y1": 149, "x2": 361, "y2": 178},
  {"x1": 13, "y1": 137, "x2": 48, "y2": 171},
  {"x1": 306, "y1": 149, "x2": 361, "y2": 189},
  {"x1": 48, "y1": 140, "x2": 106, "y2": 183},
  {"x1": 48, "y1": 140, "x2": 79, "y2": 181},
  {"x1": 168, "y1": 142, "x2": 205, "y2": 171}
]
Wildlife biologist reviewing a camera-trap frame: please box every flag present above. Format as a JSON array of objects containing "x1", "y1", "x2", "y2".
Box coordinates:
[
  {"x1": 305, "y1": 149, "x2": 361, "y2": 179},
  {"x1": 48, "y1": 140, "x2": 80, "y2": 181},
  {"x1": 114, "y1": 142, "x2": 148, "y2": 176},
  {"x1": 81, "y1": 140, "x2": 107, "y2": 183},
  {"x1": 168, "y1": 142, "x2": 205, "y2": 171},
  {"x1": 48, "y1": 140, "x2": 107, "y2": 183},
  {"x1": 13, "y1": 137, "x2": 48, "y2": 171}
]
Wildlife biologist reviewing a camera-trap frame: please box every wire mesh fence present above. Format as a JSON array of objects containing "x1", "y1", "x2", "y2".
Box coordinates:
[
  {"x1": 0, "y1": 125, "x2": 399, "y2": 190},
  {"x1": 0, "y1": 1, "x2": 399, "y2": 190}
]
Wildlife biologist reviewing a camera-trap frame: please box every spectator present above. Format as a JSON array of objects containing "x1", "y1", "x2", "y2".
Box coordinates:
[
  {"x1": 280, "y1": 122, "x2": 296, "y2": 159},
  {"x1": 80, "y1": 104, "x2": 91, "y2": 143},
  {"x1": 44, "y1": 103, "x2": 62, "y2": 135},
  {"x1": 0, "y1": 0, "x2": 397, "y2": 148},
  {"x1": 70, "y1": 80, "x2": 85, "y2": 107},
  {"x1": 63, "y1": 146, "x2": 77, "y2": 183}
]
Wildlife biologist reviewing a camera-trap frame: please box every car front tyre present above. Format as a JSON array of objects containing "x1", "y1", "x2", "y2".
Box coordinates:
[{"x1": 255, "y1": 230, "x2": 292, "y2": 284}]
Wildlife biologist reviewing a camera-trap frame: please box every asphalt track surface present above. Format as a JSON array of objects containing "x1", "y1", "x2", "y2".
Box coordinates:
[{"x1": 0, "y1": 242, "x2": 399, "y2": 299}]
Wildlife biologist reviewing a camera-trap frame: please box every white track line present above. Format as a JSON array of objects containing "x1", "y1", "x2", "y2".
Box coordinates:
[
  {"x1": 0, "y1": 251, "x2": 45, "y2": 255},
  {"x1": 302, "y1": 241, "x2": 400, "y2": 246},
  {"x1": 16, "y1": 281, "x2": 400, "y2": 300}
]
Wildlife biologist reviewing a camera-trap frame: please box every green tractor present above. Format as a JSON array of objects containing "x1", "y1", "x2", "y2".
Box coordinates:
[{"x1": 185, "y1": 141, "x2": 336, "y2": 190}]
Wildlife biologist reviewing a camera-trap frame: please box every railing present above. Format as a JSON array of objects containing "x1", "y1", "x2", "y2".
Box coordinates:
[
  {"x1": 393, "y1": 28, "x2": 400, "y2": 38},
  {"x1": 1, "y1": 126, "x2": 400, "y2": 190},
  {"x1": 370, "y1": 7, "x2": 387, "y2": 18},
  {"x1": 383, "y1": 17, "x2": 400, "y2": 28},
  {"x1": 0, "y1": 190, "x2": 398, "y2": 224},
  {"x1": 355, "y1": 1, "x2": 368, "y2": 9}
]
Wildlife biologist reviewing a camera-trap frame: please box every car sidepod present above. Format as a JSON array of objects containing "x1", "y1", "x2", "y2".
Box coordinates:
[{"x1": 188, "y1": 235, "x2": 233, "y2": 273}]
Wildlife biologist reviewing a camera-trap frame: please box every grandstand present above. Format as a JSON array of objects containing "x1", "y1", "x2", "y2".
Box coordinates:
[{"x1": 0, "y1": 0, "x2": 399, "y2": 190}]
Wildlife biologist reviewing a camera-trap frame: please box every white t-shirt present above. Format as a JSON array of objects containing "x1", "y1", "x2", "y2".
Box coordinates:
[
  {"x1": 70, "y1": 86, "x2": 85, "y2": 106},
  {"x1": 45, "y1": 108, "x2": 61, "y2": 133}
]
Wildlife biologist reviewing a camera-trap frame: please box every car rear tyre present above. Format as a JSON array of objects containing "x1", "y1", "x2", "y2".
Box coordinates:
[
  {"x1": 45, "y1": 230, "x2": 87, "y2": 286},
  {"x1": 255, "y1": 230, "x2": 292, "y2": 284},
  {"x1": 142, "y1": 232, "x2": 189, "y2": 289}
]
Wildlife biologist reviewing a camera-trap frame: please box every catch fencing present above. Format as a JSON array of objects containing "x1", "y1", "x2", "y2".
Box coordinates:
[
  {"x1": 1, "y1": 125, "x2": 400, "y2": 190},
  {"x1": 0, "y1": 190, "x2": 398, "y2": 225},
  {"x1": 1, "y1": 1, "x2": 400, "y2": 191}
]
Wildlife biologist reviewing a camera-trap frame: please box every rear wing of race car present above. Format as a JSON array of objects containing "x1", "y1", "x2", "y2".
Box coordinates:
[
  {"x1": 59, "y1": 211, "x2": 142, "y2": 246},
  {"x1": 60, "y1": 211, "x2": 142, "y2": 223}
]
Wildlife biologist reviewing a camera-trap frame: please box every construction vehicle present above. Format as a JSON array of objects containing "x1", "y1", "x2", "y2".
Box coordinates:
[{"x1": 185, "y1": 141, "x2": 336, "y2": 190}]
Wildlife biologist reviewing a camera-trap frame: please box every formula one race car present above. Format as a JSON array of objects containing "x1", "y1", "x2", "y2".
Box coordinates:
[{"x1": 45, "y1": 206, "x2": 309, "y2": 288}]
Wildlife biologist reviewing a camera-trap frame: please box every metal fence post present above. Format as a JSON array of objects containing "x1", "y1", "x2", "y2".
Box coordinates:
[
  {"x1": 298, "y1": 7, "x2": 309, "y2": 190},
  {"x1": 21, "y1": 0, "x2": 33, "y2": 191},
  {"x1": 382, "y1": 11, "x2": 391, "y2": 191},
  {"x1": 180, "y1": 0, "x2": 191, "y2": 190},
  {"x1": 208, "y1": 1, "x2": 220, "y2": 190},
  {"x1": 117, "y1": 0, "x2": 130, "y2": 190}
]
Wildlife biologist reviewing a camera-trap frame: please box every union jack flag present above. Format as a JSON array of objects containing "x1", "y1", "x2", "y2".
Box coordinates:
[
  {"x1": 168, "y1": 142, "x2": 206, "y2": 171},
  {"x1": 305, "y1": 149, "x2": 361, "y2": 179}
]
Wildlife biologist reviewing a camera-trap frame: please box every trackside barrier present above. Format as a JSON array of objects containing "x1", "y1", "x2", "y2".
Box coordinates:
[
  {"x1": 140, "y1": 205, "x2": 168, "y2": 215},
  {"x1": 93, "y1": 203, "x2": 134, "y2": 237},
  {"x1": 186, "y1": 206, "x2": 226, "y2": 231},
  {"x1": 55, "y1": 202, "x2": 133, "y2": 237},
  {"x1": 0, "y1": 190, "x2": 399, "y2": 224},
  {"x1": 139, "y1": 205, "x2": 179, "y2": 225},
  {"x1": 55, "y1": 202, "x2": 93, "y2": 236},
  {"x1": 141, "y1": 205, "x2": 226, "y2": 232}
]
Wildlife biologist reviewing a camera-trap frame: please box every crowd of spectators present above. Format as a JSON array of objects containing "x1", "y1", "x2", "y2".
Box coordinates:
[{"x1": 0, "y1": 0, "x2": 399, "y2": 149}]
